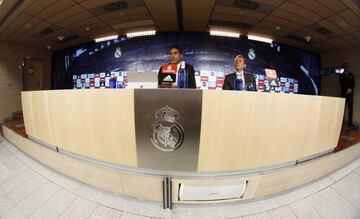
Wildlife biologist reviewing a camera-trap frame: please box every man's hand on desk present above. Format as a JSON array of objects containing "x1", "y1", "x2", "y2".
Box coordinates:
[{"x1": 158, "y1": 83, "x2": 177, "y2": 88}]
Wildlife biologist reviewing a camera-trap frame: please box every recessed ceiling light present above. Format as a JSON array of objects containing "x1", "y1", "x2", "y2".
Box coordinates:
[
  {"x1": 276, "y1": 26, "x2": 280, "y2": 30},
  {"x1": 85, "y1": 27, "x2": 90, "y2": 31},
  {"x1": 248, "y1": 35, "x2": 273, "y2": 43},
  {"x1": 210, "y1": 30, "x2": 240, "y2": 38},
  {"x1": 94, "y1": 35, "x2": 118, "y2": 42},
  {"x1": 126, "y1": 30, "x2": 156, "y2": 38},
  {"x1": 57, "y1": 35, "x2": 65, "y2": 41},
  {"x1": 46, "y1": 45, "x2": 52, "y2": 50}
]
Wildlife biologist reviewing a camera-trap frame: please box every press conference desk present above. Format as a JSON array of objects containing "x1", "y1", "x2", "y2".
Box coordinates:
[{"x1": 3, "y1": 89, "x2": 360, "y2": 205}]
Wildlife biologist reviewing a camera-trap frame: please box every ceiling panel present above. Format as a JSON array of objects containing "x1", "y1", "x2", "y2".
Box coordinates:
[
  {"x1": 56, "y1": 11, "x2": 94, "y2": 28},
  {"x1": 24, "y1": 0, "x2": 57, "y2": 15},
  {"x1": 270, "y1": 8, "x2": 313, "y2": 26},
  {"x1": 65, "y1": 17, "x2": 104, "y2": 31},
  {"x1": 47, "y1": 5, "x2": 85, "y2": 24},
  {"x1": 289, "y1": 0, "x2": 334, "y2": 17},
  {"x1": 316, "y1": 0, "x2": 348, "y2": 12},
  {"x1": 328, "y1": 14, "x2": 357, "y2": 33},
  {"x1": 213, "y1": 5, "x2": 267, "y2": 20},
  {"x1": 0, "y1": 0, "x2": 358, "y2": 53},
  {"x1": 104, "y1": 14, "x2": 150, "y2": 26},
  {"x1": 183, "y1": 0, "x2": 215, "y2": 31},
  {"x1": 98, "y1": 7, "x2": 148, "y2": 21},
  {"x1": 339, "y1": 9, "x2": 360, "y2": 30},
  {"x1": 318, "y1": 19, "x2": 347, "y2": 36},
  {"x1": 265, "y1": 15, "x2": 303, "y2": 30},
  {"x1": 18, "y1": 16, "x2": 42, "y2": 33},
  {"x1": 5, "y1": 13, "x2": 32, "y2": 31},
  {"x1": 255, "y1": 0, "x2": 285, "y2": 7},
  {"x1": 0, "y1": 30, "x2": 14, "y2": 41},
  {"x1": 340, "y1": 0, "x2": 360, "y2": 15},
  {"x1": 112, "y1": 19, "x2": 154, "y2": 30},
  {"x1": 211, "y1": 14, "x2": 261, "y2": 25},
  {"x1": 79, "y1": 0, "x2": 117, "y2": 9},
  {"x1": 256, "y1": 20, "x2": 296, "y2": 33},
  {"x1": 279, "y1": 2, "x2": 322, "y2": 22},
  {"x1": 144, "y1": 0, "x2": 178, "y2": 31},
  {"x1": 292, "y1": 30, "x2": 324, "y2": 43},
  {"x1": 35, "y1": 0, "x2": 76, "y2": 20}
]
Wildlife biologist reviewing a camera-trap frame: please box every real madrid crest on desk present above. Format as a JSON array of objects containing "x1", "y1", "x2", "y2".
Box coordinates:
[
  {"x1": 150, "y1": 106, "x2": 184, "y2": 152},
  {"x1": 134, "y1": 89, "x2": 202, "y2": 171}
]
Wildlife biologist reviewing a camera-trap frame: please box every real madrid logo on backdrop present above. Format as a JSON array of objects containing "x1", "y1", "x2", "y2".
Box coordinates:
[
  {"x1": 248, "y1": 48, "x2": 256, "y2": 60},
  {"x1": 150, "y1": 106, "x2": 184, "y2": 152},
  {"x1": 114, "y1": 47, "x2": 122, "y2": 58}
]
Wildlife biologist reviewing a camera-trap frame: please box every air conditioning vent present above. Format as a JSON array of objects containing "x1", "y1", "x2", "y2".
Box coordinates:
[
  {"x1": 316, "y1": 27, "x2": 332, "y2": 35},
  {"x1": 216, "y1": 0, "x2": 274, "y2": 14},
  {"x1": 39, "y1": 27, "x2": 54, "y2": 36},
  {"x1": 233, "y1": 0, "x2": 260, "y2": 10},
  {"x1": 90, "y1": 1, "x2": 129, "y2": 15},
  {"x1": 309, "y1": 23, "x2": 333, "y2": 36},
  {"x1": 102, "y1": 1, "x2": 128, "y2": 12}
]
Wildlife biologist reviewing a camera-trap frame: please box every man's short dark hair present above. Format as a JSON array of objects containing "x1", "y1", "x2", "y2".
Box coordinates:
[{"x1": 169, "y1": 45, "x2": 183, "y2": 54}]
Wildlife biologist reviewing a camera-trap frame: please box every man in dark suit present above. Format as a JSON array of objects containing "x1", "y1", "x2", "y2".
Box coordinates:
[
  {"x1": 340, "y1": 62, "x2": 356, "y2": 128},
  {"x1": 222, "y1": 54, "x2": 257, "y2": 91},
  {"x1": 158, "y1": 45, "x2": 196, "y2": 88}
]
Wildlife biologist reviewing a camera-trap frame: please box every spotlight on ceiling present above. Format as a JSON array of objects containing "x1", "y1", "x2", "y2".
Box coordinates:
[
  {"x1": 94, "y1": 35, "x2": 119, "y2": 43},
  {"x1": 57, "y1": 35, "x2": 65, "y2": 41},
  {"x1": 210, "y1": 30, "x2": 240, "y2": 38},
  {"x1": 247, "y1": 35, "x2": 273, "y2": 43},
  {"x1": 126, "y1": 30, "x2": 156, "y2": 38}
]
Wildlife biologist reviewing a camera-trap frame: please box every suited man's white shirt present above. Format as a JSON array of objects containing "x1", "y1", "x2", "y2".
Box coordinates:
[{"x1": 235, "y1": 70, "x2": 246, "y2": 86}]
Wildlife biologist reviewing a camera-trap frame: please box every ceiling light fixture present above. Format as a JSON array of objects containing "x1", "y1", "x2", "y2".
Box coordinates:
[
  {"x1": 94, "y1": 35, "x2": 119, "y2": 43},
  {"x1": 247, "y1": 35, "x2": 273, "y2": 43},
  {"x1": 126, "y1": 30, "x2": 156, "y2": 38},
  {"x1": 57, "y1": 35, "x2": 65, "y2": 41},
  {"x1": 210, "y1": 30, "x2": 240, "y2": 38}
]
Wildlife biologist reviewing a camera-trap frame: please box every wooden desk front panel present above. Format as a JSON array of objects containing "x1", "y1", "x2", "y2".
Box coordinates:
[
  {"x1": 22, "y1": 90, "x2": 137, "y2": 167},
  {"x1": 198, "y1": 91, "x2": 345, "y2": 172}
]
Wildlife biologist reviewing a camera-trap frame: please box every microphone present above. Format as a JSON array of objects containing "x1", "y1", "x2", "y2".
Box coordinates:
[
  {"x1": 180, "y1": 61, "x2": 186, "y2": 70},
  {"x1": 178, "y1": 61, "x2": 187, "y2": 88}
]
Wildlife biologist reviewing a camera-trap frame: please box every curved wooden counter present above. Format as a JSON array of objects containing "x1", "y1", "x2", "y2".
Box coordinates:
[
  {"x1": 3, "y1": 89, "x2": 359, "y2": 205},
  {"x1": 21, "y1": 89, "x2": 345, "y2": 172}
]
